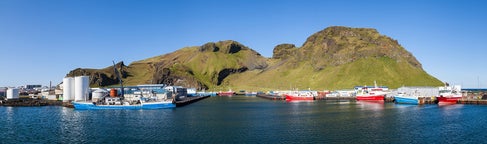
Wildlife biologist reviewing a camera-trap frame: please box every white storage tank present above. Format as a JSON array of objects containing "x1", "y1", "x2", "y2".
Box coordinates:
[
  {"x1": 74, "y1": 76, "x2": 90, "y2": 101},
  {"x1": 6, "y1": 88, "x2": 19, "y2": 100},
  {"x1": 92, "y1": 89, "x2": 107, "y2": 102},
  {"x1": 62, "y1": 77, "x2": 75, "y2": 102}
]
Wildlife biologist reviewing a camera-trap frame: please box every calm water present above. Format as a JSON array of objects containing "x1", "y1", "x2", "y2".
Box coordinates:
[{"x1": 1, "y1": 96, "x2": 487, "y2": 143}]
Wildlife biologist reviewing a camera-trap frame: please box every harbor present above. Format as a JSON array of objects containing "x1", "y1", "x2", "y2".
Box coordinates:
[{"x1": 1, "y1": 76, "x2": 487, "y2": 108}]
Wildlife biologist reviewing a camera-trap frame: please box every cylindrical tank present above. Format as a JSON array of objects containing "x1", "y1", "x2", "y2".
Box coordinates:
[
  {"x1": 6, "y1": 88, "x2": 19, "y2": 99},
  {"x1": 110, "y1": 88, "x2": 118, "y2": 97},
  {"x1": 74, "y1": 76, "x2": 90, "y2": 101},
  {"x1": 92, "y1": 89, "x2": 107, "y2": 102},
  {"x1": 62, "y1": 77, "x2": 75, "y2": 102}
]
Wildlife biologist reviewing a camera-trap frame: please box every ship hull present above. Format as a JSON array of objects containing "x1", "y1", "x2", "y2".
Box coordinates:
[
  {"x1": 394, "y1": 96, "x2": 419, "y2": 104},
  {"x1": 285, "y1": 94, "x2": 314, "y2": 101},
  {"x1": 437, "y1": 96, "x2": 461, "y2": 104},
  {"x1": 218, "y1": 92, "x2": 234, "y2": 96},
  {"x1": 72, "y1": 101, "x2": 176, "y2": 110},
  {"x1": 356, "y1": 95, "x2": 384, "y2": 101}
]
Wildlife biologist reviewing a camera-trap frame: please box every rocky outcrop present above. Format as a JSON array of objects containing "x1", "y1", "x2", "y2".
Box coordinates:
[
  {"x1": 216, "y1": 67, "x2": 248, "y2": 85},
  {"x1": 66, "y1": 62, "x2": 128, "y2": 87},
  {"x1": 299, "y1": 26, "x2": 422, "y2": 68},
  {"x1": 199, "y1": 40, "x2": 248, "y2": 54},
  {"x1": 199, "y1": 42, "x2": 219, "y2": 52},
  {"x1": 272, "y1": 44, "x2": 297, "y2": 59}
]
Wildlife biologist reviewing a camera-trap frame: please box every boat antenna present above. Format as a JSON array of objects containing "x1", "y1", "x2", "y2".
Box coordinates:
[{"x1": 113, "y1": 61, "x2": 124, "y2": 99}]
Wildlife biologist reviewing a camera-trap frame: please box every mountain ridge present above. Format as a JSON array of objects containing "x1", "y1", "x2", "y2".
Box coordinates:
[{"x1": 66, "y1": 26, "x2": 443, "y2": 90}]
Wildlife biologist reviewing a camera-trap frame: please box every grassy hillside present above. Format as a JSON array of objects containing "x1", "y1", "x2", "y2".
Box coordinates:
[{"x1": 225, "y1": 57, "x2": 442, "y2": 91}]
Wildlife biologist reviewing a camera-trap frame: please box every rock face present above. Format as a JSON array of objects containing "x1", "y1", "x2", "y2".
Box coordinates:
[
  {"x1": 66, "y1": 26, "x2": 442, "y2": 90},
  {"x1": 293, "y1": 26, "x2": 421, "y2": 69},
  {"x1": 199, "y1": 40, "x2": 249, "y2": 54},
  {"x1": 66, "y1": 62, "x2": 127, "y2": 87},
  {"x1": 272, "y1": 44, "x2": 297, "y2": 59}
]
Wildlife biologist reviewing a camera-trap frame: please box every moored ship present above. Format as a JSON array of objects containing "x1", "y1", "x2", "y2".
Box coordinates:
[
  {"x1": 285, "y1": 91, "x2": 316, "y2": 101},
  {"x1": 437, "y1": 83, "x2": 462, "y2": 104},
  {"x1": 393, "y1": 86, "x2": 438, "y2": 104},
  {"x1": 355, "y1": 81, "x2": 388, "y2": 101},
  {"x1": 218, "y1": 90, "x2": 235, "y2": 96}
]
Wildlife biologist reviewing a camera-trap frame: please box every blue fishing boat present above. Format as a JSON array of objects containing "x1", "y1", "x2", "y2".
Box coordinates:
[
  {"x1": 394, "y1": 95, "x2": 419, "y2": 104},
  {"x1": 393, "y1": 86, "x2": 438, "y2": 105},
  {"x1": 72, "y1": 99, "x2": 175, "y2": 110}
]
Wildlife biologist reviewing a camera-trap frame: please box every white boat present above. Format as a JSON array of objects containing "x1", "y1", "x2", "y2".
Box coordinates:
[
  {"x1": 72, "y1": 98, "x2": 175, "y2": 110},
  {"x1": 355, "y1": 81, "x2": 388, "y2": 101},
  {"x1": 72, "y1": 89, "x2": 175, "y2": 110}
]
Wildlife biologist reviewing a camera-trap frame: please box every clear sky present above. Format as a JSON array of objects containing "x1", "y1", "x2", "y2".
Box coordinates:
[{"x1": 1, "y1": 0, "x2": 486, "y2": 88}]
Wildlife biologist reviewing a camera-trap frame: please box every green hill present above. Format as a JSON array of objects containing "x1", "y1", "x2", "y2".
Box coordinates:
[{"x1": 66, "y1": 26, "x2": 443, "y2": 90}]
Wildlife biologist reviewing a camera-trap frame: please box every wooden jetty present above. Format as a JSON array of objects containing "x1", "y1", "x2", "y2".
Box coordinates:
[
  {"x1": 256, "y1": 94, "x2": 285, "y2": 100},
  {"x1": 174, "y1": 96, "x2": 210, "y2": 107}
]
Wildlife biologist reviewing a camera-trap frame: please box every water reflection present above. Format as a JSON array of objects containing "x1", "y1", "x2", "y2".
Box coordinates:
[
  {"x1": 356, "y1": 101, "x2": 385, "y2": 111},
  {"x1": 285, "y1": 100, "x2": 315, "y2": 103},
  {"x1": 4, "y1": 107, "x2": 14, "y2": 136}
]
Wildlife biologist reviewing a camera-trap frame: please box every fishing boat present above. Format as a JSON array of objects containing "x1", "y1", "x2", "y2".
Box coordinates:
[
  {"x1": 394, "y1": 94, "x2": 419, "y2": 104},
  {"x1": 245, "y1": 92, "x2": 257, "y2": 96},
  {"x1": 355, "y1": 81, "x2": 388, "y2": 101},
  {"x1": 394, "y1": 86, "x2": 438, "y2": 105},
  {"x1": 285, "y1": 91, "x2": 316, "y2": 101},
  {"x1": 218, "y1": 89, "x2": 235, "y2": 96},
  {"x1": 72, "y1": 97, "x2": 175, "y2": 110},
  {"x1": 437, "y1": 83, "x2": 462, "y2": 104}
]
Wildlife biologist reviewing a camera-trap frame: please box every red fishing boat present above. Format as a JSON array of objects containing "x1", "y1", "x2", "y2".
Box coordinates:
[
  {"x1": 437, "y1": 83, "x2": 462, "y2": 104},
  {"x1": 285, "y1": 91, "x2": 316, "y2": 101},
  {"x1": 218, "y1": 89, "x2": 235, "y2": 96},
  {"x1": 355, "y1": 81, "x2": 387, "y2": 101}
]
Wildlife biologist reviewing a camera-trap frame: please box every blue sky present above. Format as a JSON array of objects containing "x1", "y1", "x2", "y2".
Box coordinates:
[{"x1": 1, "y1": 0, "x2": 486, "y2": 88}]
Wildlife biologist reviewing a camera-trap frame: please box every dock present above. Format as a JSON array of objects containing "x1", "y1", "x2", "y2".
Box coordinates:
[
  {"x1": 174, "y1": 96, "x2": 210, "y2": 107},
  {"x1": 457, "y1": 99, "x2": 487, "y2": 105},
  {"x1": 256, "y1": 94, "x2": 285, "y2": 100},
  {"x1": 0, "y1": 98, "x2": 64, "y2": 106}
]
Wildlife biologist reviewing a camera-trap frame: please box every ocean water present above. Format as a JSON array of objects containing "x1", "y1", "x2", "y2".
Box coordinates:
[{"x1": 1, "y1": 96, "x2": 487, "y2": 144}]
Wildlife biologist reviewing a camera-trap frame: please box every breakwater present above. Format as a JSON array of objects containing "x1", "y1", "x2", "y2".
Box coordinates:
[
  {"x1": 0, "y1": 98, "x2": 64, "y2": 106},
  {"x1": 174, "y1": 96, "x2": 210, "y2": 107}
]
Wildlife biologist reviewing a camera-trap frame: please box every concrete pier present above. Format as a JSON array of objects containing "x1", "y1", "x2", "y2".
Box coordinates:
[
  {"x1": 457, "y1": 99, "x2": 487, "y2": 105},
  {"x1": 0, "y1": 98, "x2": 63, "y2": 106},
  {"x1": 174, "y1": 96, "x2": 210, "y2": 107}
]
